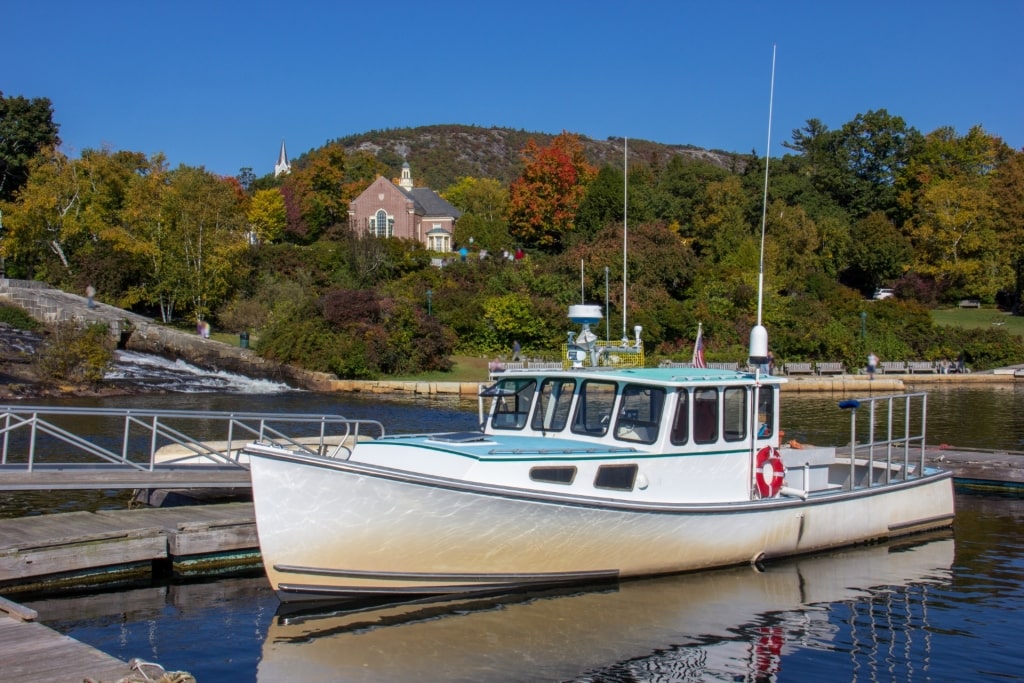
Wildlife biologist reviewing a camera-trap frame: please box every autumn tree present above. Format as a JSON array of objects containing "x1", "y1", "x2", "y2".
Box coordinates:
[
  {"x1": 247, "y1": 188, "x2": 287, "y2": 244},
  {"x1": 281, "y1": 145, "x2": 387, "y2": 242},
  {"x1": 506, "y1": 132, "x2": 596, "y2": 250},
  {"x1": 0, "y1": 146, "x2": 82, "y2": 281}
]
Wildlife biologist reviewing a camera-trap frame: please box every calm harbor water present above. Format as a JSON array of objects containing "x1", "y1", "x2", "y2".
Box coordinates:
[{"x1": 8, "y1": 382, "x2": 1024, "y2": 681}]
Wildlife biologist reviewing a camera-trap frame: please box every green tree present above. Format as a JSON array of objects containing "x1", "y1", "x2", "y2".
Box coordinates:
[
  {"x1": 989, "y1": 147, "x2": 1024, "y2": 310},
  {"x1": 506, "y1": 132, "x2": 596, "y2": 250},
  {"x1": 0, "y1": 93, "x2": 61, "y2": 202},
  {"x1": 162, "y1": 166, "x2": 250, "y2": 322},
  {"x1": 787, "y1": 111, "x2": 921, "y2": 219},
  {"x1": 443, "y1": 176, "x2": 510, "y2": 251},
  {"x1": 844, "y1": 211, "x2": 911, "y2": 293},
  {"x1": 898, "y1": 126, "x2": 1009, "y2": 301}
]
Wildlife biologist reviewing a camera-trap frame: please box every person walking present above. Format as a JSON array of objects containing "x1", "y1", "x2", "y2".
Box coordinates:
[
  {"x1": 867, "y1": 352, "x2": 879, "y2": 380},
  {"x1": 511, "y1": 340, "x2": 521, "y2": 362}
]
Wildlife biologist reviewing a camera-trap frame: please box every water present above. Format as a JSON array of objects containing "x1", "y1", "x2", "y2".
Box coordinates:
[{"x1": 8, "y1": 365, "x2": 1024, "y2": 681}]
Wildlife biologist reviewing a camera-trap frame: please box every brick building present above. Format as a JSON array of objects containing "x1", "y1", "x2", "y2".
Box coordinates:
[{"x1": 348, "y1": 163, "x2": 462, "y2": 252}]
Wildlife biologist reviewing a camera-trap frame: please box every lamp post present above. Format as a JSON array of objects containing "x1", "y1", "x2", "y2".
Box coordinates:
[
  {"x1": 860, "y1": 311, "x2": 867, "y2": 340},
  {"x1": 427, "y1": 288, "x2": 433, "y2": 317}
]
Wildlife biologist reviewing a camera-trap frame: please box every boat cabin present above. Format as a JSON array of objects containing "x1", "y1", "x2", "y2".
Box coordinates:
[{"x1": 483, "y1": 368, "x2": 781, "y2": 452}]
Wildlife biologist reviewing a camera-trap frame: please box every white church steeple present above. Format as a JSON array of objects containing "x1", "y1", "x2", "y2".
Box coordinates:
[
  {"x1": 274, "y1": 140, "x2": 291, "y2": 177},
  {"x1": 399, "y1": 161, "x2": 413, "y2": 191}
]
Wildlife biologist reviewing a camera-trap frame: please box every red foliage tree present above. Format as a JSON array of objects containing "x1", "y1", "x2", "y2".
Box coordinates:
[{"x1": 506, "y1": 132, "x2": 596, "y2": 250}]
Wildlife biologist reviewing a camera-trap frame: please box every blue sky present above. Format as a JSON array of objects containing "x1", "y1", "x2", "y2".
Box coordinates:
[{"x1": 7, "y1": 1, "x2": 1022, "y2": 180}]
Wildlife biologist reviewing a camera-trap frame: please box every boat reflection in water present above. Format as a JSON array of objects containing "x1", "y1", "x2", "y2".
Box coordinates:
[{"x1": 259, "y1": 534, "x2": 954, "y2": 683}]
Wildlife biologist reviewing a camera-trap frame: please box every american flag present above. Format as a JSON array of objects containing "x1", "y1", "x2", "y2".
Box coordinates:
[{"x1": 692, "y1": 323, "x2": 707, "y2": 368}]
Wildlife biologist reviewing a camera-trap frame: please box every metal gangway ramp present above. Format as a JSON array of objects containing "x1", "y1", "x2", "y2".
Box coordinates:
[{"x1": 0, "y1": 405, "x2": 385, "y2": 491}]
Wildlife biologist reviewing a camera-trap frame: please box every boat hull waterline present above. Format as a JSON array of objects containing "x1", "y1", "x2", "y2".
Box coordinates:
[{"x1": 247, "y1": 444, "x2": 954, "y2": 600}]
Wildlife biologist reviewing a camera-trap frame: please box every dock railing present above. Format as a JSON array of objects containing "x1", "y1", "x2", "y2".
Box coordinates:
[
  {"x1": 0, "y1": 405, "x2": 385, "y2": 487},
  {"x1": 842, "y1": 393, "x2": 927, "y2": 488}
]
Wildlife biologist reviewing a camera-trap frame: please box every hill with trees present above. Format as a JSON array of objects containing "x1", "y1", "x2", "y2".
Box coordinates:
[{"x1": 2, "y1": 94, "x2": 1023, "y2": 379}]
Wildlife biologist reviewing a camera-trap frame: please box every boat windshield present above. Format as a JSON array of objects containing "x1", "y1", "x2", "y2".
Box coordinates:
[
  {"x1": 531, "y1": 378, "x2": 576, "y2": 432},
  {"x1": 571, "y1": 380, "x2": 617, "y2": 437},
  {"x1": 614, "y1": 384, "x2": 665, "y2": 444},
  {"x1": 490, "y1": 378, "x2": 537, "y2": 430}
]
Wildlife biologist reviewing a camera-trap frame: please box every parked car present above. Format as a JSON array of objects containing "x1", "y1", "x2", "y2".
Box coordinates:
[{"x1": 872, "y1": 288, "x2": 895, "y2": 300}]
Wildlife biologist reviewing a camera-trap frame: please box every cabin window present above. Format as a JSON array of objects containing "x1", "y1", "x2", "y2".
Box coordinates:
[
  {"x1": 571, "y1": 380, "x2": 617, "y2": 436},
  {"x1": 490, "y1": 378, "x2": 536, "y2": 430},
  {"x1": 693, "y1": 388, "x2": 719, "y2": 444},
  {"x1": 594, "y1": 464, "x2": 638, "y2": 491},
  {"x1": 614, "y1": 384, "x2": 665, "y2": 444},
  {"x1": 723, "y1": 387, "x2": 747, "y2": 442},
  {"x1": 531, "y1": 378, "x2": 576, "y2": 433},
  {"x1": 530, "y1": 466, "x2": 577, "y2": 484},
  {"x1": 757, "y1": 386, "x2": 775, "y2": 438},
  {"x1": 670, "y1": 390, "x2": 689, "y2": 445}
]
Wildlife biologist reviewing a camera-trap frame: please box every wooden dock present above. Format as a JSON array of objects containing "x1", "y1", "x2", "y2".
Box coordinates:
[
  {"x1": 0, "y1": 612, "x2": 146, "y2": 682},
  {"x1": 0, "y1": 502, "x2": 258, "y2": 593}
]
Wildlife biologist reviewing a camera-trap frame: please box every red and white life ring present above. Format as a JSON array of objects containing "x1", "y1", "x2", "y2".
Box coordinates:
[{"x1": 755, "y1": 446, "x2": 786, "y2": 498}]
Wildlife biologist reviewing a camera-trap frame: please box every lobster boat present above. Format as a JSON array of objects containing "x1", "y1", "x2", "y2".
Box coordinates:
[{"x1": 243, "y1": 304, "x2": 954, "y2": 602}]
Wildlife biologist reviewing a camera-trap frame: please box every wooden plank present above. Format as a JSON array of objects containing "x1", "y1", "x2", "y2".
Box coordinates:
[
  {"x1": 167, "y1": 523, "x2": 258, "y2": 556},
  {"x1": 0, "y1": 615, "x2": 137, "y2": 682},
  {"x1": 0, "y1": 595, "x2": 37, "y2": 621},
  {"x1": 0, "y1": 466, "x2": 250, "y2": 491},
  {"x1": 0, "y1": 511, "x2": 163, "y2": 552},
  {"x1": 97, "y1": 502, "x2": 257, "y2": 559},
  {"x1": 0, "y1": 533, "x2": 166, "y2": 582}
]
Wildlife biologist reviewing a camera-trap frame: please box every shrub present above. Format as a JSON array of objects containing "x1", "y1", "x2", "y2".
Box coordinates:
[
  {"x1": 34, "y1": 322, "x2": 115, "y2": 384},
  {"x1": 0, "y1": 304, "x2": 41, "y2": 331}
]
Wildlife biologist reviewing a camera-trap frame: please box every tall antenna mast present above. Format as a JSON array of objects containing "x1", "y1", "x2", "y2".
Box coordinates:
[
  {"x1": 622, "y1": 137, "x2": 628, "y2": 343},
  {"x1": 749, "y1": 44, "x2": 776, "y2": 365}
]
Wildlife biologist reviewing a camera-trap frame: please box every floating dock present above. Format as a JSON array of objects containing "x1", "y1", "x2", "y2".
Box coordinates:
[{"x1": 0, "y1": 502, "x2": 258, "y2": 594}]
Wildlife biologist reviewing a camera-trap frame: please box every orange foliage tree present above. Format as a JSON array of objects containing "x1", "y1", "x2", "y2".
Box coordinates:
[{"x1": 506, "y1": 132, "x2": 596, "y2": 251}]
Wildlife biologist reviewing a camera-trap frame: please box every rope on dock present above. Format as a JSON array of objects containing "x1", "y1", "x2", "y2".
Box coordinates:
[{"x1": 84, "y1": 657, "x2": 196, "y2": 683}]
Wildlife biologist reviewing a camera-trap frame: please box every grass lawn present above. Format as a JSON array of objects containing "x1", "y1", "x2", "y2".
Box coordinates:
[
  {"x1": 390, "y1": 355, "x2": 491, "y2": 382},
  {"x1": 931, "y1": 306, "x2": 1024, "y2": 336}
]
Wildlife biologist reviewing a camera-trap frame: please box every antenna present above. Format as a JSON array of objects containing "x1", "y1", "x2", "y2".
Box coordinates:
[
  {"x1": 580, "y1": 259, "x2": 585, "y2": 303},
  {"x1": 749, "y1": 45, "x2": 776, "y2": 365},
  {"x1": 622, "y1": 137, "x2": 629, "y2": 343}
]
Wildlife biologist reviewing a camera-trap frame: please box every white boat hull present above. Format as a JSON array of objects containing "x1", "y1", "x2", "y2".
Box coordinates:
[
  {"x1": 248, "y1": 444, "x2": 954, "y2": 600},
  {"x1": 258, "y1": 536, "x2": 954, "y2": 682}
]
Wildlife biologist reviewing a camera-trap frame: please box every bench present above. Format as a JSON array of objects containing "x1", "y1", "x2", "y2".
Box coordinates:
[
  {"x1": 958, "y1": 299, "x2": 981, "y2": 308},
  {"x1": 707, "y1": 362, "x2": 740, "y2": 371},
  {"x1": 815, "y1": 362, "x2": 845, "y2": 375},
  {"x1": 527, "y1": 361, "x2": 564, "y2": 369},
  {"x1": 907, "y1": 361, "x2": 936, "y2": 374},
  {"x1": 658, "y1": 361, "x2": 694, "y2": 368},
  {"x1": 784, "y1": 362, "x2": 814, "y2": 375},
  {"x1": 879, "y1": 361, "x2": 906, "y2": 374}
]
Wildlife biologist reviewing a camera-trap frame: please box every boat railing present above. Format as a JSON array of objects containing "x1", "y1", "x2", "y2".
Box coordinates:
[
  {"x1": 0, "y1": 405, "x2": 386, "y2": 473},
  {"x1": 841, "y1": 393, "x2": 928, "y2": 488}
]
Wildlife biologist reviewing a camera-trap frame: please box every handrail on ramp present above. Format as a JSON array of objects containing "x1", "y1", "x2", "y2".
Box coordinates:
[{"x1": 0, "y1": 405, "x2": 385, "y2": 488}]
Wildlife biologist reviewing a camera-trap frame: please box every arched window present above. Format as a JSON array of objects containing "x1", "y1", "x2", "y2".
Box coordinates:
[{"x1": 374, "y1": 210, "x2": 389, "y2": 238}]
